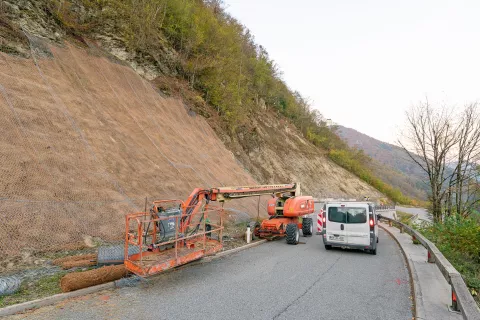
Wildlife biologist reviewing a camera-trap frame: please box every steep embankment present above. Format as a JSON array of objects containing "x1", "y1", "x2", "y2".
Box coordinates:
[
  {"x1": 0, "y1": 42, "x2": 263, "y2": 256},
  {"x1": 216, "y1": 113, "x2": 378, "y2": 198},
  {"x1": 0, "y1": 1, "x2": 382, "y2": 259}
]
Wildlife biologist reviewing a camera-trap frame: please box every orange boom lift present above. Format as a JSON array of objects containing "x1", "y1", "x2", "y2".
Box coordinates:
[{"x1": 124, "y1": 183, "x2": 313, "y2": 277}]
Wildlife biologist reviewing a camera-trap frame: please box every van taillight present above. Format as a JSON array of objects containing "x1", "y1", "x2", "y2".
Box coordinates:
[
  {"x1": 369, "y1": 214, "x2": 374, "y2": 230},
  {"x1": 323, "y1": 207, "x2": 326, "y2": 228}
]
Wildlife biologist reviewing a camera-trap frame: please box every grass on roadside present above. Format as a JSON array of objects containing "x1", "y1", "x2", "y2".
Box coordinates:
[
  {"x1": 396, "y1": 211, "x2": 413, "y2": 224},
  {"x1": 395, "y1": 211, "x2": 422, "y2": 244},
  {"x1": 418, "y1": 216, "x2": 480, "y2": 305},
  {"x1": 0, "y1": 272, "x2": 67, "y2": 308}
]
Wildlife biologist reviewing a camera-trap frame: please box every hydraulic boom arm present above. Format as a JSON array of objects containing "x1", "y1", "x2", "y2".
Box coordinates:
[
  {"x1": 125, "y1": 182, "x2": 311, "y2": 276},
  {"x1": 176, "y1": 183, "x2": 300, "y2": 233}
]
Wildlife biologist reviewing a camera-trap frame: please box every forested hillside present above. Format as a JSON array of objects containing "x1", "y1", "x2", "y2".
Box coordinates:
[{"x1": 337, "y1": 126, "x2": 428, "y2": 199}]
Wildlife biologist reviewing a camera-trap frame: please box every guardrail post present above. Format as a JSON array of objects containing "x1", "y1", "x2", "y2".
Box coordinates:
[
  {"x1": 400, "y1": 225, "x2": 404, "y2": 233},
  {"x1": 427, "y1": 250, "x2": 435, "y2": 263},
  {"x1": 450, "y1": 285, "x2": 459, "y2": 312}
]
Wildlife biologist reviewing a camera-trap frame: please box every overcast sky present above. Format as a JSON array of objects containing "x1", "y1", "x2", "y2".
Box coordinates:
[{"x1": 224, "y1": 0, "x2": 480, "y2": 143}]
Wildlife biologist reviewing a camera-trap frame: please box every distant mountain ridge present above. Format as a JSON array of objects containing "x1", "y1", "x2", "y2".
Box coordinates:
[{"x1": 336, "y1": 126, "x2": 428, "y2": 200}]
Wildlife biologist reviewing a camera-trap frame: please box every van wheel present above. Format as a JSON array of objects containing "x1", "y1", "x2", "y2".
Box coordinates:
[
  {"x1": 285, "y1": 223, "x2": 299, "y2": 245},
  {"x1": 370, "y1": 248, "x2": 377, "y2": 255},
  {"x1": 302, "y1": 218, "x2": 313, "y2": 236},
  {"x1": 325, "y1": 245, "x2": 332, "y2": 250}
]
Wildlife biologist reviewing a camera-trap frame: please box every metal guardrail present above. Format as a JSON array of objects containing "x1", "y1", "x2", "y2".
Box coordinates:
[
  {"x1": 379, "y1": 214, "x2": 480, "y2": 320},
  {"x1": 376, "y1": 205, "x2": 395, "y2": 210}
]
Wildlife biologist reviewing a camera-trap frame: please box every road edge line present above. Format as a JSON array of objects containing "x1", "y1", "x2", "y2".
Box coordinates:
[
  {"x1": 380, "y1": 223, "x2": 423, "y2": 320},
  {"x1": 0, "y1": 239, "x2": 268, "y2": 317}
]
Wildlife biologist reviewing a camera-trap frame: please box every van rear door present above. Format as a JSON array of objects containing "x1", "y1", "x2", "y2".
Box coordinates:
[
  {"x1": 345, "y1": 205, "x2": 370, "y2": 246},
  {"x1": 326, "y1": 205, "x2": 347, "y2": 244}
]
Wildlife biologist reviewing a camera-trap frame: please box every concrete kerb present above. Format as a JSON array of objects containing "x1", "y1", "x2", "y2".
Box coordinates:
[
  {"x1": 0, "y1": 239, "x2": 268, "y2": 318},
  {"x1": 0, "y1": 282, "x2": 115, "y2": 318},
  {"x1": 379, "y1": 224, "x2": 422, "y2": 319},
  {"x1": 213, "y1": 239, "x2": 267, "y2": 258}
]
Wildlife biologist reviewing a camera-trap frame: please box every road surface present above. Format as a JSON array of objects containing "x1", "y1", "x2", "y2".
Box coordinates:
[
  {"x1": 8, "y1": 231, "x2": 413, "y2": 320},
  {"x1": 396, "y1": 206, "x2": 431, "y2": 222}
]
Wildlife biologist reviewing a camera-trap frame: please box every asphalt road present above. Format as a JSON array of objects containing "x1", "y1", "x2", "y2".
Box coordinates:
[
  {"x1": 396, "y1": 206, "x2": 431, "y2": 222},
  {"x1": 9, "y1": 230, "x2": 412, "y2": 320}
]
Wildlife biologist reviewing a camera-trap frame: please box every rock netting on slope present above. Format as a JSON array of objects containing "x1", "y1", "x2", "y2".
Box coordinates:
[{"x1": 0, "y1": 40, "x2": 262, "y2": 260}]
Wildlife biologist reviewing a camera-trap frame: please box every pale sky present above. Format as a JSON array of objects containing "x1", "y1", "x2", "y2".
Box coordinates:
[{"x1": 225, "y1": 0, "x2": 480, "y2": 143}]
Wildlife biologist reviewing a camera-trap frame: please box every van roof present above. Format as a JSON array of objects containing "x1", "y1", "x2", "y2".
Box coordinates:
[{"x1": 325, "y1": 201, "x2": 373, "y2": 205}]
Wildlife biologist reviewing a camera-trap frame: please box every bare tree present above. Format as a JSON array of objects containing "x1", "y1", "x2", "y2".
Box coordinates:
[
  {"x1": 398, "y1": 101, "x2": 459, "y2": 222},
  {"x1": 399, "y1": 101, "x2": 480, "y2": 222},
  {"x1": 450, "y1": 104, "x2": 480, "y2": 216}
]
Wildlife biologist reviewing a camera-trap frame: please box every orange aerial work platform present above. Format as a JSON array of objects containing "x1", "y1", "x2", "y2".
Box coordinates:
[
  {"x1": 125, "y1": 201, "x2": 224, "y2": 277},
  {"x1": 124, "y1": 183, "x2": 313, "y2": 277}
]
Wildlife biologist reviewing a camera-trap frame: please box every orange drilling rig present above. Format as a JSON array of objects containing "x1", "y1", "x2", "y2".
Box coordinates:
[{"x1": 124, "y1": 183, "x2": 313, "y2": 277}]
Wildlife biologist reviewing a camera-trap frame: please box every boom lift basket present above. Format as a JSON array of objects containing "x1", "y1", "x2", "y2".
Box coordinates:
[{"x1": 124, "y1": 200, "x2": 224, "y2": 277}]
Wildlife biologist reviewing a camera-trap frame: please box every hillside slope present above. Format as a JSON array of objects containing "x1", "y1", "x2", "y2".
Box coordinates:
[
  {"x1": 0, "y1": 37, "x2": 381, "y2": 258},
  {"x1": 337, "y1": 126, "x2": 428, "y2": 199}
]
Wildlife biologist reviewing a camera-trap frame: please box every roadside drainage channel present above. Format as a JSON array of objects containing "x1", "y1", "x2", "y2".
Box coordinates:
[
  {"x1": 0, "y1": 240, "x2": 267, "y2": 317},
  {"x1": 379, "y1": 221, "x2": 476, "y2": 320}
]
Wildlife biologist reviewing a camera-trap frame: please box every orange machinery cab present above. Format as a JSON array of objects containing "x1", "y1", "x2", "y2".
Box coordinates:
[
  {"x1": 267, "y1": 196, "x2": 314, "y2": 217},
  {"x1": 259, "y1": 196, "x2": 314, "y2": 239},
  {"x1": 283, "y1": 196, "x2": 314, "y2": 217},
  {"x1": 267, "y1": 197, "x2": 281, "y2": 215}
]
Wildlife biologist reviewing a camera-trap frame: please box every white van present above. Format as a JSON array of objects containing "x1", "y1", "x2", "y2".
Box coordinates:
[{"x1": 322, "y1": 201, "x2": 378, "y2": 255}]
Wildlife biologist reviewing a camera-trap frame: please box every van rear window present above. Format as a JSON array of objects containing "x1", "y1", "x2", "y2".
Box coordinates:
[
  {"x1": 328, "y1": 207, "x2": 367, "y2": 224},
  {"x1": 328, "y1": 207, "x2": 346, "y2": 223}
]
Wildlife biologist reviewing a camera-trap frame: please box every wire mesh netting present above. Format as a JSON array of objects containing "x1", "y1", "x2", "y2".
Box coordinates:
[{"x1": 0, "y1": 34, "x2": 263, "y2": 265}]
